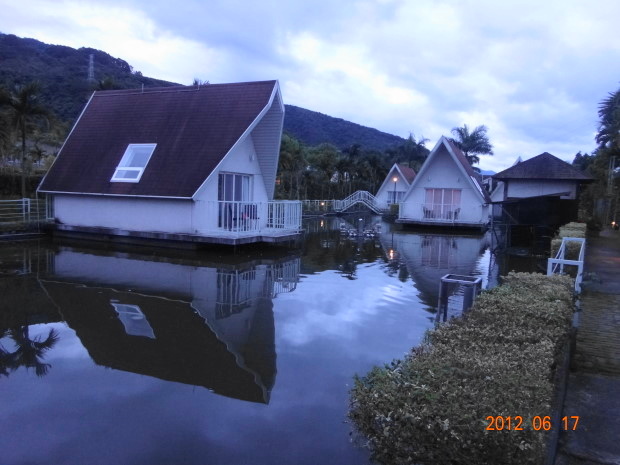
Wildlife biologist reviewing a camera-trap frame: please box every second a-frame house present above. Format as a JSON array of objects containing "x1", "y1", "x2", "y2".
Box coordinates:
[
  {"x1": 375, "y1": 163, "x2": 416, "y2": 209},
  {"x1": 398, "y1": 136, "x2": 490, "y2": 229}
]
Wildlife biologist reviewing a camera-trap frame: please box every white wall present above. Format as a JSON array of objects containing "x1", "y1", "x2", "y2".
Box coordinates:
[
  {"x1": 400, "y1": 147, "x2": 488, "y2": 224},
  {"x1": 375, "y1": 166, "x2": 409, "y2": 209},
  {"x1": 505, "y1": 180, "x2": 577, "y2": 200},
  {"x1": 193, "y1": 134, "x2": 269, "y2": 233},
  {"x1": 54, "y1": 194, "x2": 194, "y2": 234}
]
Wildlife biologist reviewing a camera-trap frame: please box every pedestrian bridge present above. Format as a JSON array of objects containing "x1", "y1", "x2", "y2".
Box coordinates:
[{"x1": 302, "y1": 191, "x2": 384, "y2": 215}]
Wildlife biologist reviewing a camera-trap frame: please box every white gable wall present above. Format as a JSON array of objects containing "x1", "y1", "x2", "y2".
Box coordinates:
[
  {"x1": 400, "y1": 147, "x2": 488, "y2": 224},
  {"x1": 375, "y1": 166, "x2": 410, "y2": 209},
  {"x1": 505, "y1": 179, "x2": 578, "y2": 200},
  {"x1": 252, "y1": 89, "x2": 284, "y2": 199},
  {"x1": 192, "y1": 134, "x2": 269, "y2": 233}
]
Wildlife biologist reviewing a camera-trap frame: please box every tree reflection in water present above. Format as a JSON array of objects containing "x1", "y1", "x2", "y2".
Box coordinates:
[{"x1": 0, "y1": 326, "x2": 59, "y2": 377}]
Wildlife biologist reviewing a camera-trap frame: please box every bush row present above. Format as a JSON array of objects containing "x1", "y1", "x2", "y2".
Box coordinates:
[
  {"x1": 0, "y1": 173, "x2": 44, "y2": 198},
  {"x1": 349, "y1": 272, "x2": 575, "y2": 465},
  {"x1": 550, "y1": 222, "x2": 586, "y2": 259}
]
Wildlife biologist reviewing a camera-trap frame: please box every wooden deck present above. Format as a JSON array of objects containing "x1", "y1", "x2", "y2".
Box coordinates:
[
  {"x1": 395, "y1": 218, "x2": 488, "y2": 231},
  {"x1": 50, "y1": 224, "x2": 303, "y2": 247}
]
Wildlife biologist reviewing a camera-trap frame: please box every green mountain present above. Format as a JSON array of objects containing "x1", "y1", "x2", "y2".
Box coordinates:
[
  {"x1": 283, "y1": 105, "x2": 404, "y2": 151},
  {"x1": 0, "y1": 32, "x2": 404, "y2": 151}
]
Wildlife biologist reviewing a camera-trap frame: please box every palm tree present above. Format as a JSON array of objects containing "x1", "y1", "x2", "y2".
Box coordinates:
[
  {"x1": 450, "y1": 124, "x2": 494, "y2": 166},
  {"x1": 3, "y1": 326, "x2": 59, "y2": 377},
  {"x1": 402, "y1": 133, "x2": 429, "y2": 170},
  {"x1": 0, "y1": 82, "x2": 51, "y2": 198},
  {"x1": 596, "y1": 88, "x2": 620, "y2": 150}
]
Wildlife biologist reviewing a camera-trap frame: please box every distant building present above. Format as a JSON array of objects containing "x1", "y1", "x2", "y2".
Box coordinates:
[
  {"x1": 38, "y1": 81, "x2": 302, "y2": 246},
  {"x1": 398, "y1": 136, "x2": 491, "y2": 229},
  {"x1": 375, "y1": 163, "x2": 416, "y2": 210},
  {"x1": 492, "y1": 152, "x2": 593, "y2": 227}
]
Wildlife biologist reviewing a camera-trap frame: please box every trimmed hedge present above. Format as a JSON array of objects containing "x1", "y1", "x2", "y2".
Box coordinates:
[
  {"x1": 349, "y1": 272, "x2": 574, "y2": 465},
  {"x1": 0, "y1": 173, "x2": 44, "y2": 197},
  {"x1": 550, "y1": 222, "x2": 586, "y2": 259}
]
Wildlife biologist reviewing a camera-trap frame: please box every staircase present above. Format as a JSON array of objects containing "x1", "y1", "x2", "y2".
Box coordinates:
[{"x1": 333, "y1": 191, "x2": 383, "y2": 214}]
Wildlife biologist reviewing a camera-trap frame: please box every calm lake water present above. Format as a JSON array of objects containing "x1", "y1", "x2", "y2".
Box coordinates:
[{"x1": 0, "y1": 216, "x2": 526, "y2": 465}]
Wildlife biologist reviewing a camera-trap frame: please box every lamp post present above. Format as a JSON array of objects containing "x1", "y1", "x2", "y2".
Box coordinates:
[{"x1": 392, "y1": 176, "x2": 398, "y2": 204}]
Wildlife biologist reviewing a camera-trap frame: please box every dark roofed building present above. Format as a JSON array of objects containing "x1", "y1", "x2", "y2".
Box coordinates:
[
  {"x1": 492, "y1": 152, "x2": 593, "y2": 232},
  {"x1": 37, "y1": 80, "x2": 302, "y2": 246},
  {"x1": 492, "y1": 152, "x2": 593, "y2": 201},
  {"x1": 494, "y1": 152, "x2": 592, "y2": 182}
]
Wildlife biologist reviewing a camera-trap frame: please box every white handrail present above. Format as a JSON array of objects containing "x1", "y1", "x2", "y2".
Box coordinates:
[
  {"x1": 0, "y1": 198, "x2": 53, "y2": 225},
  {"x1": 547, "y1": 237, "x2": 586, "y2": 293},
  {"x1": 333, "y1": 190, "x2": 383, "y2": 213}
]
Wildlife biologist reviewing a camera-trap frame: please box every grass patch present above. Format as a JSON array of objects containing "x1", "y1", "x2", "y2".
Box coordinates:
[{"x1": 349, "y1": 272, "x2": 574, "y2": 465}]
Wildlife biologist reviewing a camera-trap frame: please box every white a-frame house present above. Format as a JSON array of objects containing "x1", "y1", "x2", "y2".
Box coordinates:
[{"x1": 397, "y1": 137, "x2": 490, "y2": 229}]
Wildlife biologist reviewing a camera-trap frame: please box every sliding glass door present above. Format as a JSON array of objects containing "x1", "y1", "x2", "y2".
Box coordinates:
[
  {"x1": 218, "y1": 173, "x2": 252, "y2": 230},
  {"x1": 424, "y1": 189, "x2": 462, "y2": 220}
]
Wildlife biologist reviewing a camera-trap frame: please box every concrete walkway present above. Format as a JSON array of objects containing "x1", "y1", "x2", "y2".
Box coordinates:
[{"x1": 556, "y1": 228, "x2": 620, "y2": 465}]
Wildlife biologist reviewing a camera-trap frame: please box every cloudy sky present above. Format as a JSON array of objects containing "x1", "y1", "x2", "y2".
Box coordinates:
[{"x1": 1, "y1": 0, "x2": 619, "y2": 171}]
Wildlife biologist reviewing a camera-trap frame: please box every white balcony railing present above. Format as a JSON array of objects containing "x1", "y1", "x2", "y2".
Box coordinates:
[
  {"x1": 203, "y1": 200, "x2": 302, "y2": 236},
  {"x1": 399, "y1": 203, "x2": 485, "y2": 224}
]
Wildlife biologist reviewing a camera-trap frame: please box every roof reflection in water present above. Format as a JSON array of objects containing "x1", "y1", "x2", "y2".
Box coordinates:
[
  {"x1": 40, "y1": 245, "x2": 300, "y2": 404},
  {"x1": 380, "y1": 230, "x2": 491, "y2": 312}
]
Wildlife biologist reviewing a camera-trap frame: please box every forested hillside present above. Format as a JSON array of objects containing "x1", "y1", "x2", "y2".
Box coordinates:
[
  {"x1": 284, "y1": 105, "x2": 404, "y2": 151},
  {"x1": 0, "y1": 33, "x2": 175, "y2": 121},
  {"x1": 0, "y1": 33, "x2": 404, "y2": 151}
]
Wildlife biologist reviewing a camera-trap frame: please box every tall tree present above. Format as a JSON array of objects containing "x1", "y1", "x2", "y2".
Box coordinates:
[
  {"x1": 307, "y1": 143, "x2": 340, "y2": 199},
  {"x1": 450, "y1": 124, "x2": 493, "y2": 165},
  {"x1": 0, "y1": 82, "x2": 51, "y2": 197},
  {"x1": 596, "y1": 88, "x2": 620, "y2": 150},
  {"x1": 277, "y1": 134, "x2": 307, "y2": 199},
  {"x1": 401, "y1": 133, "x2": 429, "y2": 171}
]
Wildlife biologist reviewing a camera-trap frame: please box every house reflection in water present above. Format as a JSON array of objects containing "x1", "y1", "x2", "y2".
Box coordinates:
[
  {"x1": 40, "y1": 247, "x2": 300, "y2": 404},
  {"x1": 380, "y1": 231, "x2": 491, "y2": 315}
]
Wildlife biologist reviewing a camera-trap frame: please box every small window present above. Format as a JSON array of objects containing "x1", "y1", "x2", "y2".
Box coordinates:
[
  {"x1": 111, "y1": 143, "x2": 156, "y2": 183},
  {"x1": 111, "y1": 302, "x2": 156, "y2": 339}
]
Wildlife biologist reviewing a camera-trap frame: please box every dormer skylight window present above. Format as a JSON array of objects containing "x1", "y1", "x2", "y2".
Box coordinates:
[{"x1": 111, "y1": 143, "x2": 156, "y2": 182}]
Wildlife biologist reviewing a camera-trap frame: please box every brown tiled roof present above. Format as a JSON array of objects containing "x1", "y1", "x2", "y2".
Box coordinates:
[
  {"x1": 493, "y1": 152, "x2": 593, "y2": 181},
  {"x1": 39, "y1": 81, "x2": 277, "y2": 197},
  {"x1": 397, "y1": 164, "x2": 416, "y2": 183}
]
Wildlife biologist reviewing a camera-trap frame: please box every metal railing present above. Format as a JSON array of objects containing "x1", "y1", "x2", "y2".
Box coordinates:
[
  {"x1": 205, "y1": 200, "x2": 302, "y2": 235},
  {"x1": 399, "y1": 203, "x2": 485, "y2": 224},
  {"x1": 547, "y1": 237, "x2": 586, "y2": 293},
  {"x1": 269, "y1": 258, "x2": 301, "y2": 297},
  {"x1": 0, "y1": 198, "x2": 53, "y2": 226},
  {"x1": 268, "y1": 201, "x2": 302, "y2": 230}
]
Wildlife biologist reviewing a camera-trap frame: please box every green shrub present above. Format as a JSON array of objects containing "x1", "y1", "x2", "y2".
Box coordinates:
[
  {"x1": 550, "y1": 222, "x2": 586, "y2": 259},
  {"x1": 349, "y1": 272, "x2": 574, "y2": 465}
]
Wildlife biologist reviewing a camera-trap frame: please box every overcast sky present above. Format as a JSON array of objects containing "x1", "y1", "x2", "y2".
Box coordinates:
[{"x1": 1, "y1": 0, "x2": 619, "y2": 171}]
